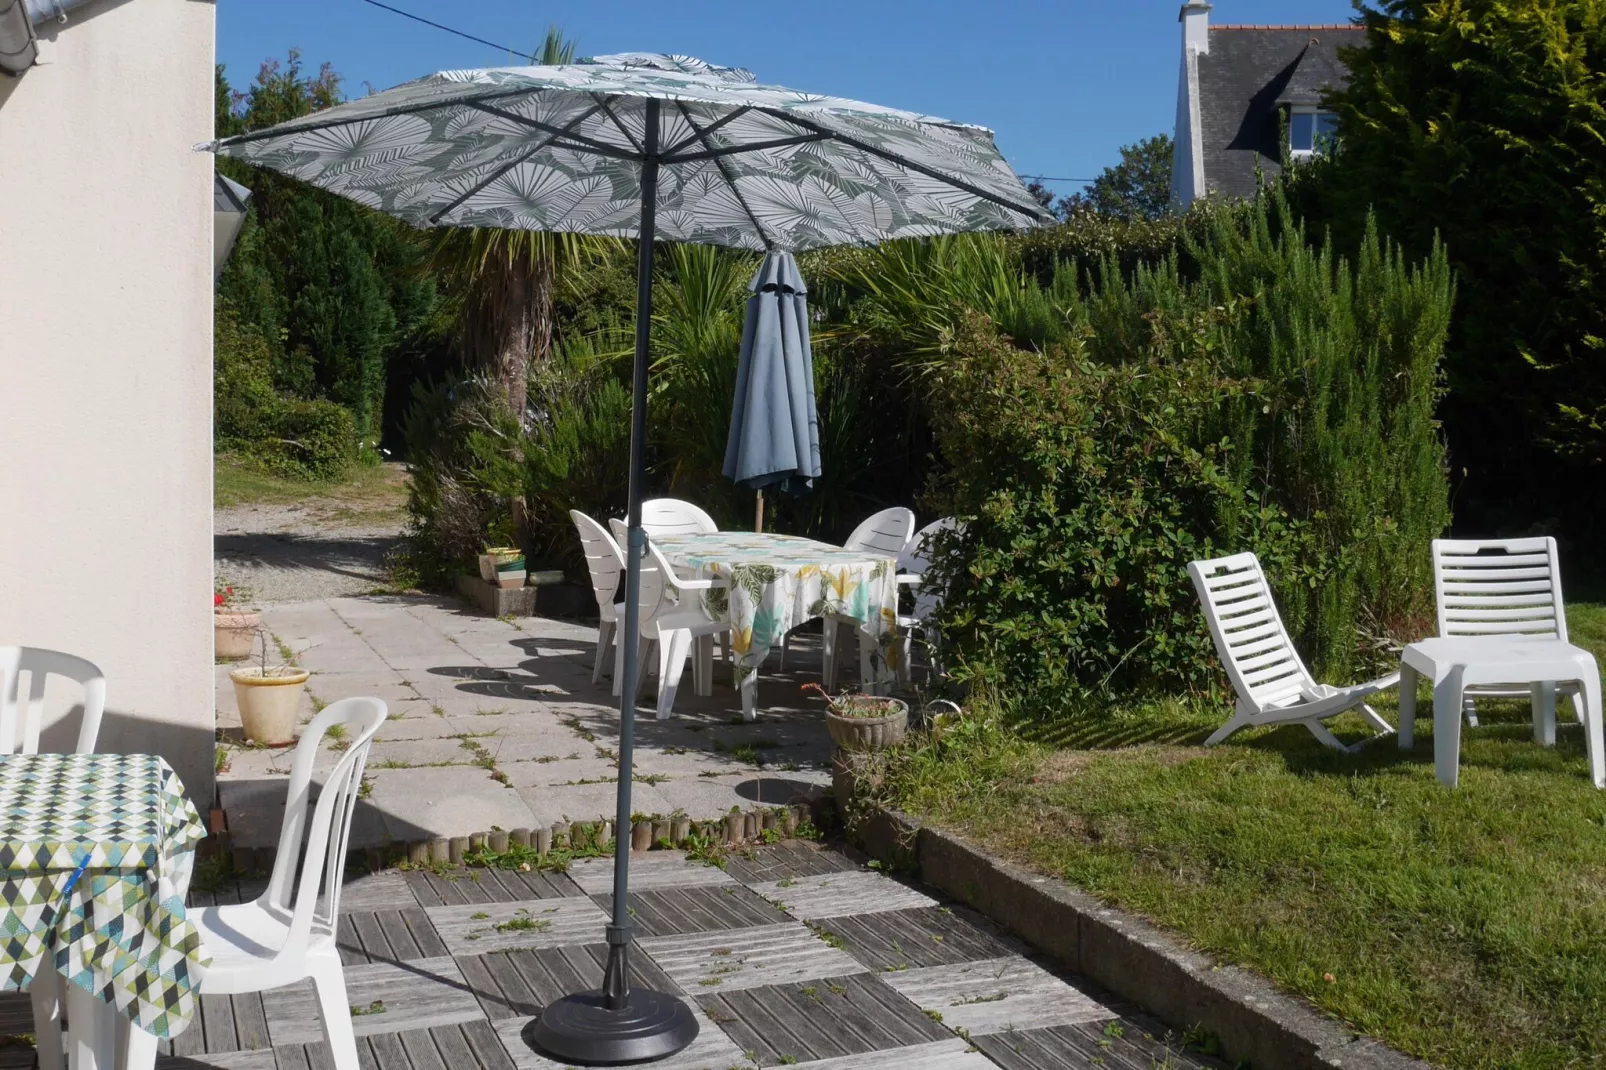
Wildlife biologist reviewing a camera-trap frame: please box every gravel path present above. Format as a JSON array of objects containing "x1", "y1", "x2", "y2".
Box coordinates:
[{"x1": 214, "y1": 466, "x2": 408, "y2": 604}]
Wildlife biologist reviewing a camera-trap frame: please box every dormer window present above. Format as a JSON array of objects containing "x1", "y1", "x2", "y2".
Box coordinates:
[{"x1": 1289, "y1": 105, "x2": 1339, "y2": 157}]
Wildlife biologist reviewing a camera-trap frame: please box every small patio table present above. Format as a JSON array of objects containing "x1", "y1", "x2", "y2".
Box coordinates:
[
  {"x1": 653, "y1": 531, "x2": 902, "y2": 718},
  {"x1": 1397, "y1": 637, "x2": 1605, "y2": 788},
  {"x1": 0, "y1": 752, "x2": 210, "y2": 1070}
]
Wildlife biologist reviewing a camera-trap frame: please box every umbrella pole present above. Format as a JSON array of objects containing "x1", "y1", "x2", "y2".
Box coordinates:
[
  {"x1": 755, "y1": 488, "x2": 764, "y2": 533},
  {"x1": 532, "y1": 97, "x2": 698, "y2": 1065}
]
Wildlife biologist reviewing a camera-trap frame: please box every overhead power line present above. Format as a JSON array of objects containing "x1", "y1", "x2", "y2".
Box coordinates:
[{"x1": 359, "y1": 0, "x2": 537, "y2": 62}]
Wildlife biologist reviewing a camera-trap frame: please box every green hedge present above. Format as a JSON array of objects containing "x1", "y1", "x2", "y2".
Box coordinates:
[{"x1": 216, "y1": 306, "x2": 356, "y2": 480}]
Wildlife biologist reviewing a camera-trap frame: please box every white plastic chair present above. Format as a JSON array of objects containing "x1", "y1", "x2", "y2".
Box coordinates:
[
  {"x1": 639, "y1": 498, "x2": 718, "y2": 536},
  {"x1": 893, "y1": 518, "x2": 959, "y2": 685},
  {"x1": 1, "y1": 647, "x2": 105, "y2": 1070},
  {"x1": 1189, "y1": 552, "x2": 1397, "y2": 750},
  {"x1": 571, "y1": 511, "x2": 626, "y2": 685},
  {"x1": 606, "y1": 524, "x2": 731, "y2": 719},
  {"x1": 184, "y1": 698, "x2": 388, "y2": 1070},
  {"x1": 1432, "y1": 536, "x2": 1582, "y2": 726},
  {"x1": 813, "y1": 507, "x2": 916, "y2": 690}
]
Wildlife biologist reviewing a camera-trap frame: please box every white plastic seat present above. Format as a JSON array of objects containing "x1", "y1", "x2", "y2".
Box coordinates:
[
  {"x1": 1189, "y1": 553, "x2": 1397, "y2": 750},
  {"x1": 571, "y1": 511, "x2": 627, "y2": 685},
  {"x1": 807, "y1": 507, "x2": 915, "y2": 690},
  {"x1": 1432, "y1": 536, "x2": 1583, "y2": 726},
  {"x1": 893, "y1": 518, "x2": 959, "y2": 685},
  {"x1": 1, "y1": 647, "x2": 105, "y2": 1070},
  {"x1": 608, "y1": 519, "x2": 733, "y2": 719},
  {"x1": 185, "y1": 698, "x2": 388, "y2": 1070},
  {"x1": 638, "y1": 498, "x2": 718, "y2": 536}
]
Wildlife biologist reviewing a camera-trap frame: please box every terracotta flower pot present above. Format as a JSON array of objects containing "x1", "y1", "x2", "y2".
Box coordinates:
[
  {"x1": 229, "y1": 666, "x2": 309, "y2": 746},
  {"x1": 825, "y1": 698, "x2": 909, "y2": 751},
  {"x1": 214, "y1": 610, "x2": 260, "y2": 660}
]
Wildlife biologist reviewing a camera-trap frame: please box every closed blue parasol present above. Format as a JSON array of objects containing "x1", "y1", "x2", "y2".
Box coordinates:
[{"x1": 724, "y1": 251, "x2": 818, "y2": 528}]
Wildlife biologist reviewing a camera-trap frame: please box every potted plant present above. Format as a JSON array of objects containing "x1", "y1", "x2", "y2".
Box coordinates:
[
  {"x1": 803, "y1": 683, "x2": 909, "y2": 751},
  {"x1": 214, "y1": 583, "x2": 259, "y2": 661},
  {"x1": 228, "y1": 626, "x2": 308, "y2": 746},
  {"x1": 486, "y1": 545, "x2": 526, "y2": 589}
]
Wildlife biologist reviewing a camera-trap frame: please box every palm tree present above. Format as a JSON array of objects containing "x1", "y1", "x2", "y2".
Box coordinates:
[{"x1": 428, "y1": 27, "x2": 586, "y2": 422}]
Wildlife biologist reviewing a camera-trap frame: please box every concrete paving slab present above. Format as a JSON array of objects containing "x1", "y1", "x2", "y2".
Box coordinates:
[
  {"x1": 367, "y1": 765, "x2": 537, "y2": 841},
  {"x1": 518, "y1": 781, "x2": 674, "y2": 827},
  {"x1": 503, "y1": 756, "x2": 618, "y2": 789},
  {"x1": 367, "y1": 737, "x2": 478, "y2": 769}
]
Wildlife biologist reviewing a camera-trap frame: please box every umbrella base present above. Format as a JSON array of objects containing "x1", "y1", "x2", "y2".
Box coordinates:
[{"x1": 527, "y1": 988, "x2": 699, "y2": 1066}]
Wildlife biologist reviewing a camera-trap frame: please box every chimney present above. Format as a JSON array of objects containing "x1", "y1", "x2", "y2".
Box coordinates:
[{"x1": 1180, "y1": 0, "x2": 1211, "y2": 55}]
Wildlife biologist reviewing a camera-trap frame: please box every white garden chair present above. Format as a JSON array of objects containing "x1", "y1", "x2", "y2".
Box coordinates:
[
  {"x1": 893, "y1": 517, "x2": 959, "y2": 685},
  {"x1": 571, "y1": 511, "x2": 626, "y2": 685},
  {"x1": 1189, "y1": 552, "x2": 1397, "y2": 750},
  {"x1": 818, "y1": 507, "x2": 916, "y2": 689},
  {"x1": 176, "y1": 698, "x2": 388, "y2": 1070},
  {"x1": 608, "y1": 519, "x2": 732, "y2": 719},
  {"x1": 1, "y1": 647, "x2": 105, "y2": 1070},
  {"x1": 638, "y1": 498, "x2": 718, "y2": 536},
  {"x1": 1432, "y1": 536, "x2": 1582, "y2": 726}
]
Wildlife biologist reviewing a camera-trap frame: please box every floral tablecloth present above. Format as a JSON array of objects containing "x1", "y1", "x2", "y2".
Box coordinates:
[
  {"x1": 0, "y1": 752, "x2": 209, "y2": 1038},
  {"x1": 653, "y1": 531, "x2": 902, "y2": 688}
]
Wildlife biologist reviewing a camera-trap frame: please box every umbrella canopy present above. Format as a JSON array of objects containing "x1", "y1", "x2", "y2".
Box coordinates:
[
  {"x1": 209, "y1": 53, "x2": 1047, "y2": 1066},
  {"x1": 209, "y1": 53, "x2": 1047, "y2": 251},
  {"x1": 724, "y1": 251, "x2": 819, "y2": 507}
]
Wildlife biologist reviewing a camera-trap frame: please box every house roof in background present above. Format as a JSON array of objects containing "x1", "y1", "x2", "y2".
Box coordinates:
[{"x1": 1196, "y1": 25, "x2": 1362, "y2": 199}]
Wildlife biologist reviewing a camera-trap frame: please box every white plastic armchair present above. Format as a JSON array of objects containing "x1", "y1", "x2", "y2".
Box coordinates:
[
  {"x1": 1189, "y1": 553, "x2": 1397, "y2": 750},
  {"x1": 609, "y1": 534, "x2": 733, "y2": 719},
  {"x1": 180, "y1": 698, "x2": 388, "y2": 1070},
  {"x1": 639, "y1": 498, "x2": 718, "y2": 536},
  {"x1": 819, "y1": 507, "x2": 916, "y2": 689},
  {"x1": 0, "y1": 646, "x2": 105, "y2": 756},
  {"x1": 893, "y1": 518, "x2": 959, "y2": 684},
  {"x1": 571, "y1": 511, "x2": 626, "y2": 685},
  {"x1": 1432, "y1": 536, "x2": 1581, "y2": 726},
  {"x1": 2, "y1": 647, "x2": 105, "y2": 1070}
]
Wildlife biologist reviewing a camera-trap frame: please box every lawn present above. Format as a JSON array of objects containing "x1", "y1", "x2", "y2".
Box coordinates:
[
  {"x1": 882, "y1": 604, "x2": 1606, "y2": 1069},
  {"x1": 214, "y1": 453, "x2": 409, "y2": 526}
]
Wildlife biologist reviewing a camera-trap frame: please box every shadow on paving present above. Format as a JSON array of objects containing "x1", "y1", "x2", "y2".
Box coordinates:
[{"x1": 215, "y1": 532, "x2": 400, "y2": 584}]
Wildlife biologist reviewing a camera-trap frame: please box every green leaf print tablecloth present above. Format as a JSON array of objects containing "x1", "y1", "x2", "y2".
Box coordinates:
[
  {"x1": 654, "y1": 532, "x2": 903, "y2": 687},
  {"x1": 0, "y1": 752, "x2": 210, "y2": 1038}
]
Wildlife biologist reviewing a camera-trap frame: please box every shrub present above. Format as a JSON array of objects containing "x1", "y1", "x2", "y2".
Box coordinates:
[
  {"x1": 917, "y1": 192, "x2": 1453, "y2": 713},
  {"x1": 215, "y1": 306, "x2": 356, "y2": 480}
]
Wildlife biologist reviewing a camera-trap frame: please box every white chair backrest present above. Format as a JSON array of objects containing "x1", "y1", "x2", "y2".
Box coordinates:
[
  {"x1": 1432, "y1": 536, "x2": 1567, "y2": 642},
  {"x1": 571, "y1": 510, "x2": 625, "y2": 623},
  {"x1": 0, "y1": 646, "x2": 105, "y2": 755},
  {"x1": 262, "y1": 697, "x2": 387, "y2": 962},
  {"x1": 1188, "y1": 552, "x2": 1315, "y2": 711},
  {"x1": 845, "y1": 507, "x2": 916, "y2": 559},
  {"x1": 640, "y1": 499, "x2": 718, "y2": 536},
  {"x1": 899, "y1": 518, "x2": 959, "y2": 621},
  {"x1": 606, "y1": 519, "x2": 678, "y2": 631}
]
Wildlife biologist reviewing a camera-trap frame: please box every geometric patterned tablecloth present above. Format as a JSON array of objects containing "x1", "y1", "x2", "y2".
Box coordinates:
[
  {"x1": 0, "y1": 752, "x2": 210, "y2": 1038},
  {"x1": 654, "y1": 531, "x2": 903, "y2": 688}
]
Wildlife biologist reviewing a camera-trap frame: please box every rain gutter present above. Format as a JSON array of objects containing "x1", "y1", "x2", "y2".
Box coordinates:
[{"x1": 1, "y1": 0, "x2": 100, "y2": 76}]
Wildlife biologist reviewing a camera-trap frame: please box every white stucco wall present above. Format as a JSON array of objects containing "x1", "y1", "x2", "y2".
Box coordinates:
[{"x1": 0, "y1": 0, "x2": 216, "y2": 804}]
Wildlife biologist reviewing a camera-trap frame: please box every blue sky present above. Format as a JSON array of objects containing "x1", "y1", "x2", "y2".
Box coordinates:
[{"x1": 218, "y1": 0, "x2": 1358, "y2": 196}]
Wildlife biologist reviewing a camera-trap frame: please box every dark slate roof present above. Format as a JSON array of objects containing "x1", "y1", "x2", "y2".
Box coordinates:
[{"x1": 1197, "y1": 25, "x2": 1363, "y2": 199}]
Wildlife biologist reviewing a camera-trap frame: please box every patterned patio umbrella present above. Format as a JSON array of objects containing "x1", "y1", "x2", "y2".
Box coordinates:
[{"x1": 208, "y1": 52, "x2": 1049, "y2": 1066}]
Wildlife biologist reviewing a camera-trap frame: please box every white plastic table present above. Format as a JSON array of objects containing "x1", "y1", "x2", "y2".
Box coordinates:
[{"x1": 1397, "y1": 636, "x2": 1604, "y2": 788}]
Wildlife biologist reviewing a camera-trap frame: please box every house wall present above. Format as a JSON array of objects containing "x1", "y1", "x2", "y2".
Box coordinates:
[{"x1": 0, "y1": 0, "x2": 216, "y2": 804}]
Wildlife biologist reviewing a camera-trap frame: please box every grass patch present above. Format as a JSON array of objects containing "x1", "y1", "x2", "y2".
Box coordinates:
[
  {"x1": 875, "y1": 605, "x2": 1606, "y2": 1069},
  {"x1": 215, "y1": 453, "x2": 407, "y2": 519}
]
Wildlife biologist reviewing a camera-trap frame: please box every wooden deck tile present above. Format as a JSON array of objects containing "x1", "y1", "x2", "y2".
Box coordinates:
[
  {"x1": 880, "y1": 956, "x2": 1113, "y2": 1037},
  {"x1": 748, "y1": 869, "x2": 936, "y2": 920},
  {"x1": 720, "y1": 843, "x2": 861, "y2": 885},
  {"x1": 591, "y1": 884, "x2": 784, "y2": 936},
  {"x1": 426, "y1": 897, "x2": 609, "y2": 955},
  {"x1": 696, "y1": 973, "x2": 950, "y2": 1066},
  {"x1": 261, "y1": 956, "x2": 483, "y2": 1047},
  {"x1": 821, "y1": 905, "x2": 1021, "y2": 971},
  {"x1": 641, "y1": 922, "x2": 867, "y2": 995}
]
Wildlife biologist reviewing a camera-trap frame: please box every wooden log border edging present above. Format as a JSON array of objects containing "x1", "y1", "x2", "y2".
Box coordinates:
[
  {"x1": 849, "y1": 804, "x2": 1436, "y2": 1070},
  {"x1": 209, "y1": 801, "x2": 819, "y2": 882}
]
